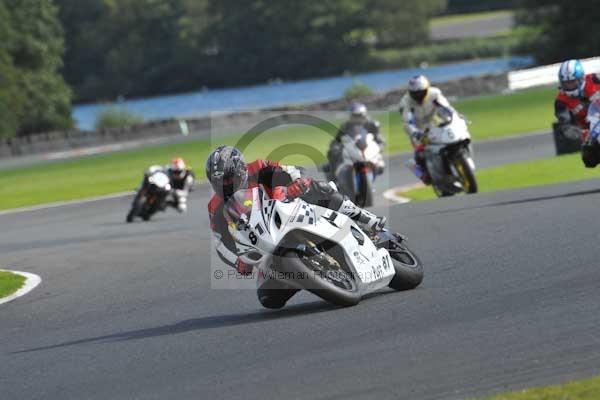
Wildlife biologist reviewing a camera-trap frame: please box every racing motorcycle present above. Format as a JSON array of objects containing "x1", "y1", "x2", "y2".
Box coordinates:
[
  {"x1": 224, "y1": 187, "x2": 423, "y2": 308},
  {"x1": 334, "y1": 126, "x2": 384, "y2": 207},
  {"x1": 581, "y1": 98, "x2": 600, "y2": 168},
  {"x1": 126, "y1": 170, "x2": 172, "y2": 222},
  {"x1": 410, "y1": 106, "x2": 477, "y2": 197}
]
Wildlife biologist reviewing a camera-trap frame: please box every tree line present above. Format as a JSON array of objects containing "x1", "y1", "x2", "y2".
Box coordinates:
[
  {"x1": 1, "y1": 0, "x2": 446, "y2": 137},
  {"x1": 56, "y1": 0, "x2": 446, "y2": 102},
  {"x1": 517, "y1": 0, "x2": 600, "y2": 65},
  {"x1": 0, "y1": 0, "x2": 72, "y2": 137},
  {"x1": 1, "y1": 0, "x2": 599, "y2": 138}
]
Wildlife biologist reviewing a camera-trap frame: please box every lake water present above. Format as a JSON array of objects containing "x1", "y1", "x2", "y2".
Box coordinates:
[{"x1": 73, "y1": 56, "x2": 532, "y2": 130}]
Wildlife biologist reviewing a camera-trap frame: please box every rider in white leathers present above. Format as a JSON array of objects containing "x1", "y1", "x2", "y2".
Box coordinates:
[{"x1": 399, "y1": 75, "x2": 455, "y2": 183}]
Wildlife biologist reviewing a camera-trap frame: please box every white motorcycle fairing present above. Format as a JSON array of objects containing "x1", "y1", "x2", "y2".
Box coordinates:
[
  {"x1": 422, "y1": 111, "x2": 477, "y2": 195},
  {"x1": 227, "y1": 187, "x2": 395, "y2": 296},
  {"x1": 334, "y1": 128, "x2": 384, "y2": 207},
  {"x1": 426, "y1": 112, "x2": 472, "y2": 158},
  {"x1": 336, "y1": 131, "x2": 384, "y2": 177}
]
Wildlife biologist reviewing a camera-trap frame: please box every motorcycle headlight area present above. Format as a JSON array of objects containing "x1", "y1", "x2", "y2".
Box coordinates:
[{"x1": 148, "y1": 173, "x2": 170, "y2": 188}]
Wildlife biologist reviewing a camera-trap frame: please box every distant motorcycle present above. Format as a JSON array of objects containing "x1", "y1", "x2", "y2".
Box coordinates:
[
  {"x1": 224, "y1": 186, "x2": 423, "y2": 308},
  {"x1": 411, "y1": 106, "x2": 477, "y2": 197},
  {"x1": 334, "y1": 126, "x2": 384, "y2": 207},
  {"x1": 126, "y1": 170, "x2": 172, "y2": 222}
]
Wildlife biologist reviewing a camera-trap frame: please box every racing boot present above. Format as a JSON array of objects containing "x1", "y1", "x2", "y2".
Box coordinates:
[{"x1": 337, "y1": 198, "x2": 386, "y2": 233}]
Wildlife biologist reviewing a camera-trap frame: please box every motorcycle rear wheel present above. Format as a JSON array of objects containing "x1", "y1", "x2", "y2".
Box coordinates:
[{"x1": 277, "y1": 250, "x2": 361, "y2": 307}]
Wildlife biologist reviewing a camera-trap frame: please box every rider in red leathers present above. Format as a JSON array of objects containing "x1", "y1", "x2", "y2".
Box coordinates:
[
  {"x1": 206, "y1": 145, "x2": 387, "y2": 308},
  {"x1": 554, "y1": 59, "x2": 600, "y2": 167}
]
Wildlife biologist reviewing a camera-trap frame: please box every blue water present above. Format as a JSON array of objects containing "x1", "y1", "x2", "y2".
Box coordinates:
[{"x1": 73, "y1": 56, "x2": 532, "y2": 130}]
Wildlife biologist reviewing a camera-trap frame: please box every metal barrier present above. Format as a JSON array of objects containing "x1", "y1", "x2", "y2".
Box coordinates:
[{"x1": 508, "y1": 57, "x2": 600, "y2": 91}]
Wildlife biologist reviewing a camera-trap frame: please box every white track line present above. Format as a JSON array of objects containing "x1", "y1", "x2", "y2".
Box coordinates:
[
  {"x1": 383, "y1": 183, "x2": 426, "y2": 204},
  {"x1": 0, "y1": 270, "x2": 42, "y2": 306}
]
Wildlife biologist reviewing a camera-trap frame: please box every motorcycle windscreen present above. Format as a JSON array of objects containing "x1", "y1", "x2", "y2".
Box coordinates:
[
  {"x1": 148, "y1": 171, "x2": 171, "y2": 189},
  {"x1": 223, "y1": 188, "x2": 255, "y2": 225},
  {"x1": 431, "y1": 105, "x2": 453, "y2": 127}
]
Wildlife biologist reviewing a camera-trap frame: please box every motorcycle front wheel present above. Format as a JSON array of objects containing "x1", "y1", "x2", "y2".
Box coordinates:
[
  {"x1": 355, "y1": 169, "x2": 373, "y2": 208},
  {"x1": 387, "y1": 239, "x2": 424, "y2": 291},
  {"x1": 141, "y1": 203, "x2": 156, "y2": 221},
  {"x1": 126, "y1": 209, "x2": 136, "y2": 223},
  {"x1": 277, "y1": 250, "x2": 361, "y2": 307},
  {"x1": 126, "y1": 196, "x2": 143, "y2": 223},
  {"x1": 453, "y1": 155, "x2": 478, "y2": 194}
]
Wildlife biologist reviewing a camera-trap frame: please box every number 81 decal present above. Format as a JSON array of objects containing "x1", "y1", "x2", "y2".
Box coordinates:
[
  {"x1": 248, "y1": 223, "x2": 264, "y2": 246},
  {"x1": 382, "y1": 255, "x2": 392, "y2": 271}
]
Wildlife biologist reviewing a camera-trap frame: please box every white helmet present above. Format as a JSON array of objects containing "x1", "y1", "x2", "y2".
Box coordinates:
[
  {"x1": 349, "y1": 102, "x2": 368, "y2": 123},
  {"x1": 558, "y1": 59, "x2": 585, "y2": 97},
  {"x1": 408, "y1": 75, "x2": 430, "y2": 104}
]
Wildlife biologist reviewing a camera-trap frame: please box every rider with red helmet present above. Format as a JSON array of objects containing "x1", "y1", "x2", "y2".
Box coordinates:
[
  {"x1": 130, "y1": 157, "x2": 194, "y2": 216},
  {"x1": 166, "y1": 157, "x2": 195, "y2": 212}
]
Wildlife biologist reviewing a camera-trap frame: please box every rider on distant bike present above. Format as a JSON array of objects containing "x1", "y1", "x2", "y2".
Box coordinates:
[
  {"x1": 130, "y1": 157, "x2": 194, "y2": 214},
  {"x1": 165, "y1": 157, "x2": 195, "y2": 212},
  {"x1": 554, "y1": 59, "x2": 600, "y2": 167},
  {"x1": 206, "y1": 145, "x2": 387, "y2": 308},
  {"x1": 326, "y1": 103, "x2": 385, "y2": 180},
  {"x1": 399, "y1": 75, "x2": 456, "y2": 184}
]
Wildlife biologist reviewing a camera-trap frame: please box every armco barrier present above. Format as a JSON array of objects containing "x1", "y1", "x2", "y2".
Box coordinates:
[
  {"x1": 0, "y1": 73, "x2": 509, "y2": 160},
  {"x1": 508, "y1": 57, "x2": 600, "y2": 91}
]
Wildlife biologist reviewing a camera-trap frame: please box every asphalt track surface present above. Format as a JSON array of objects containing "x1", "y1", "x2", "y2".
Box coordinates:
[{"x1": 3, "y1": 132, "x2": 600, "y2": 400}]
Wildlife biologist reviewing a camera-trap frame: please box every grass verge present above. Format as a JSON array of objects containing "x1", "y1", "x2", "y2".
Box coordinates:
[
  {"x1": 0, "y1": 86, "x2": 557, "y2": 210},
  {"x1": 401, "y1": 153, "x2": 599, "y2": 201},
  {"x1": 0, "y1": 270, "x2": 26, "y2": 299},
  {"x1": 370, "y1": 35, "x2": 528, "y2": 70},
  {"x1": 477, "y1": 374, "x2": 600, "y2": 399},
  {"x1": 430, "y1": 10, "x2": 513, "y2": 28}
]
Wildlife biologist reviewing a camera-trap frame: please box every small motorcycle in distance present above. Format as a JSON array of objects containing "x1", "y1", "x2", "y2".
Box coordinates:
[
  {"x1": 126, "y1": 170, "x2": 172, "y2": 222},
  {"x1": 334, "y1": 126, "x2": 384, "y2": 207},
  {"x1": 410, "y1": 106, "x2": 477, "y2": 197}
]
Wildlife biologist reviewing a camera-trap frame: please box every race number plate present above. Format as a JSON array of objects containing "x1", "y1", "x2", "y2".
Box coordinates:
[{"x1": 352, "y1": 249, "x2": 395, "y2": 284}]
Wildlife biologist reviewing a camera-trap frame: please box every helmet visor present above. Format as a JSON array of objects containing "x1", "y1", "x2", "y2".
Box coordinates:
[
  {"x1": 350, "y1": 114, "x2": 367, "y2": 124},
  {"x1": 409, "y1": 89, "x2": 428, "y2": 103},
  {"x1": 561, "y1": 79, "x2": 579, "y2": 91},
  {"x1": 211, "y1": 170, "x2": 247, "y2": 198}
]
